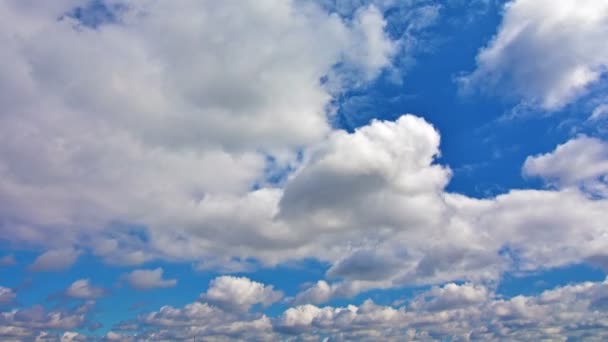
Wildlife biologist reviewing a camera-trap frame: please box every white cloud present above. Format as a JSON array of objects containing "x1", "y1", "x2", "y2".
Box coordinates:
[
  {"x1": 28, "y1": 249, "x2": 80, "y2": 272},
  {"x1": 279, "y1": 116, "x2": 608, "y2": 299},
  {"x1": 64, "y1": 279, "x2": 106, "y2": 300},
  {"x1": 201, "y1": 276, "x2": 283, "y2": 312},
  {"x1": 524, "y1": 136, "x2": 608, "y2": 195},
  {"x1": 123, "y1": 268, "x2": 177, "y2": 290},
  {"x1": 345, "y1": 5, "x2": 397, "y2": 80},
  {"x1": 61, "y1": 331, "x2": 87, "y2": 342},
  {"x1": 127, "y1": 277, "x2": 608, "y2": 340},
  {"x1": 0, "y1": 305, "x2": 86, "y2": 334},
  {"x1": 279, "y1": 115, "x2": 449, "y2": 236},
  {"x1": 277, "y1": 279, "x2": 608, "y2": 340},
  {"x1": 137, "y1": 276, "x2": 277, "y2": 341},
  {"x1": 294, "y1": 281, "x2": 335, "y2": 305},
  {"x1": 294, "y1": 279, "x2": 390, "y2": 305},
  {"x1": 0, "y1": 0, "x2": 396, "y2": 266},
  {"x1": 410, "y1": 282, "x2": 489, "y2": 311},
  {"x1": 103, "y1": 331, "x2": 134, "y2": 342},
  {"x1": 461, "y1": 0, "x2": 608, "y2": 110}
]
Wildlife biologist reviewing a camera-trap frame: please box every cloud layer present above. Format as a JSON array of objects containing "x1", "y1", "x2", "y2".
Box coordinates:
[{"x1": 26, "y1": 276, "x2": 598, "y2": 341}]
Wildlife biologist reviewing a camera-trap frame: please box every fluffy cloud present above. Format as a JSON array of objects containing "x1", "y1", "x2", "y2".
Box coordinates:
[
  {"x1": 524, "y1": 136, "x2": 608, "y2": 195},
  {"x1": 0, "y1": 0, "x2": 398, "y2": 270},
  {"x1": 0, "y1": 305, "x2": 86, "y2": 339},
  {"x1": 280, "y1": 116, "x2": 608, "y2": 302},
  {"x1": 294, "y1": 279, "x2": 389, "y2": 305},
  {"x1": 101, "y1": 279, "x2": 608, "y2": 341},
  {"x1": 278, "y1": 280, "x2": 608, "y2": 341},
  {"x1": 123, "y1": 268, "x2": 177, "y2": 290},
  {"x1": 65, "y1": 113, "x2": 608, "y2": 305},
  {"x1": 410, "y1": 283, "x2": 489, "y2": 311},
  {"x1": 28, "y1": 249, "x2": 80, "y2": 272},
  {"x1": 103, "y1": 331, "x2": 134, "y2": 342},
  {"x1": 61, "y1": 332, "x2": 88, "y2": 342},
  {"x1": 461, "y1": 0, "x2": 608, "y2": 110},
  {"x1": 5, "y1": 276, "x2": 608, "y2": 340},
  {"x1": 201, "y1": 276, "x2": 283, "y2": 312},
  {"x1": 64, "y1": 279, "x2": 106, "y2": 299},
  {"x1": 134, "y1": 276, "x2": 276, "y2": 341}
]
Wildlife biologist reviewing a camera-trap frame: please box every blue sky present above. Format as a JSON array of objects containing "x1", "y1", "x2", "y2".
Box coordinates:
[{"x1": 1, "y1": 0, "x2": 608, "y2": 341}]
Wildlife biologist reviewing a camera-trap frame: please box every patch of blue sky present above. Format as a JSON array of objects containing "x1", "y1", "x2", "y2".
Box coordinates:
[
  {"x1": 497, "y1": 263, "x2": 606, "y2": 298},
  {"x1": 63, "y1": 0, "x2": 125, "y2": 28}
]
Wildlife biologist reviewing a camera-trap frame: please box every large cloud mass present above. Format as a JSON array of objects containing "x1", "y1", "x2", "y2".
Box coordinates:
[{"x1": 0, "y1": 0, "x2": 395, "y2": 263}]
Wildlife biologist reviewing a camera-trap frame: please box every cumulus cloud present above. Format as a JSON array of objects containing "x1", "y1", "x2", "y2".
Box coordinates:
[
  {"x1": 123, "y1": 268, "x2": 177, "y2": 290},
  {"x1": 6, "y1": 276, "x2": 608, "y2": 340},
  {"x1": 28, "y1": 249, "x2": 79, "y2": 272},
  {"x1": 112, "y1": 279, "x2": 608, "y2": 341},
  {"x1": 134, "y1": 276, "x2": 276, "y2": 340},
  {"x1": 294, "y1": 279, "x2": 389, "y2": 305},
  {"x1": 524, "y1": 136, "x2": 608, "y2": 196},
  {"x1": 60, "y1": 331, "x2": 88, "y2": 342},
  {"x1": 275, "y1": 115, "x2": 608, "y2": 302},
  {"x1": 0, "y1": 0, "x2": 397, "y2": 268},
  {"x1": 461, "y1": 0, "x2": 608, "y2": 110},
  {"x1": 410, "y1": 282, "x2": 489, "y2": 311},
  {"x1": 29, "y1": 113, "x2": 601, "y2": 308},
  {"x1": 0, "y1": 305, "x2": 86, "y2": 340},
  {"x1": 201, "y1": 276, "x2": 283, "y2": 312},
  {"x1": 64, "y1": 279, "x2": 106, "y2": 300}
]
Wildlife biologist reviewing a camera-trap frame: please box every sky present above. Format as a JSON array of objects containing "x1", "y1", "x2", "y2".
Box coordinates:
[{"x1": 1, "y1": 0, "x2": 608, "y2": 341}]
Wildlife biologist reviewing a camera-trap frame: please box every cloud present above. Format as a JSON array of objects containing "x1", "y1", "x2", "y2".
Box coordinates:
[
  {"x1": 201, "y1": 276, "x2": 283, "y2": 312},
  {"x1": 0, "y1": 305, "x2": 86, "y2": 339},
  {"x1": 103, "y1": 331, "x2": 134, "y2": 342},
  {"x1": 61, "y1": 331, "x2": 88, "y2": 342},
  {"x1": 135, "y1": 276, "x2": 277, "y2": 340},
  {"x1": 122, "y1": 278, "x2": 608, "y2": 340},
  {"x1": 88, "y1": 113, "x2": 605, "y2": 304},
  {"x1": 123, "y1": 268, "x2": 177, "y2": 290},
  {"x1": 28, "y1": 249, "x2": 79, "y2": 272},
  {"x1": 275, "y1": 115, "x2": 608, "y2": 300},
  {"x1": 410, "y1": 282, "x2": 489, "y2": 311},
  {"x1": 0, "y1": 0, "x2": 397, "y2": 267},
  {"x1": 64, "y1": 279, "x2": 106, "y2": 300},
  {"x1": 5, "y1": 276, "x2": 606, "y2": 340},
  {"x1": 0, "y1": 287, "x2": 16, "y2": 305},
  {"x1": 461, "y1": 0, "x2": 608, "y2": 110},
  {"x1": 524, "y1": 136, "x2": 608, "y2": 195},
  {"x1": 293, "y1": 279, "x2": 389, "y2": 305},
  {"x1": 294, "y1": 281, "x2": 335, "y2": 305},
  {"x1": 279, "y1": 115, "x2": 449, "y2": 234}
]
